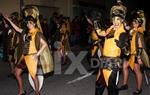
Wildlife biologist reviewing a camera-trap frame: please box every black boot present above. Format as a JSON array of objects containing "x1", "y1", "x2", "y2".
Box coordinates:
[
  {"x1": 118, "y1": 84, "x2": 128, "y2": 90},
  {"x1": 133, "y1": 89, "x2": 142, "y2": 95},
  {"x1": 20, "y1": 90, "x2": 26, "y2": 95}
]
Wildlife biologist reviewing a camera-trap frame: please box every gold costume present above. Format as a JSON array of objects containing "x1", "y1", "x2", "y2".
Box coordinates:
[
  {"x1": 22, "y1": 6, "x2": 53, "y2": 77},
  {"x1": 95, "y1": 1, "x2": 127, "y2": 95},
  {"x1": 129, "y1": 29, "x2": 138, "y2": 70},
  {"x1": 24, "y1": 29, "x2": 53, "y2": 78},
  {"x1": 103, "y1": 25, "x2": 125, "y2": 57},
  {"x1": 129, "y1": 27, "x2": 150, "y2": 69},
  {"x1": 102, "y1": 24, "x2": 125, "y2": 85},
  {"x1": 24, "y1": 30, "x2": 38, "y2": 78},
  {"x1": 90, "y1": 29, "x2": 102, "y2": 57}
]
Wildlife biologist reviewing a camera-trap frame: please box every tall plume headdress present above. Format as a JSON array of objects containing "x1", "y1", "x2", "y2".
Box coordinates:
[
  {"x1": 137, "y1": 10, "x2": 146, "y2": 31},
  {"x1": 130, "y1": 9, "x2": 146, "y2": 31},
  {"x1": 23, "y1": 6, "x2": 42, "y2": 32},
  {"x1": 110, "y1": 0, "x2": 127, "y2": 20}
]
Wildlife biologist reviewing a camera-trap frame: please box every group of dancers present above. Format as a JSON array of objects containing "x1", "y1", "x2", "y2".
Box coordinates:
[
  {"x1": 0, "y1": 0, "x2": 149, "y2": 95},
  {"x1": 87, "y1": 0, "x2": 149, "y2": 95}
]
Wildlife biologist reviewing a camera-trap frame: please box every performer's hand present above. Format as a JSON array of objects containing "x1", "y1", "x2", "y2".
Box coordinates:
[
  {"x1": 110, "y1": 25, "x2": 114, "y2": 29},
  {"x1": 33, "y1": 54, "x2": 38, "y2": 62},
  {"x1": 133, "y1": 28, "x2": 138, "y2": 32},
  {"x1": 3, "y1": 15, "x2": 10, "y2": 21},
  {"x1": 115, "y1": 39, "x2": 122, "y2": 48}
]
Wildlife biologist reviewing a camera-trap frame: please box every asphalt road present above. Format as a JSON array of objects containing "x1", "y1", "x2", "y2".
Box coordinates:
[{"x1": 0, "y1": 59, "x2": 150, "y2": 95}]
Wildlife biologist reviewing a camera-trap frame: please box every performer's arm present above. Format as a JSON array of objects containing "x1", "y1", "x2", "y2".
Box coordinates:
[
  {"x1": 85, "y1": 16, "x2": 93, "y2": 25},
  {"x1": 138, "y1": 36, "x2": 143, "y2": 48},
  {"x1": 96, "y1": 30, "x2": 106, "y2": 37},
  {"x1": 96, "y1": 25, "x2": 114, "y2": 37},
  {"x1": 137, "y1": 36, "x2": 143, "y2": 58},
  {"x1": 61, "y1": 34, "x2": 65, "y2": 42},
  {"x1": 106, "y1": 25, "x2": 114, "y2": 34},
  {"x1": 137, "y1": 35, "x2": 143, "y2": 65},
  {"x1": 4, "y1": 15, "x2": 23, "y2": 33},
  {"x1": 36, "y1": 37, "x2": 47, "y2": 56}
]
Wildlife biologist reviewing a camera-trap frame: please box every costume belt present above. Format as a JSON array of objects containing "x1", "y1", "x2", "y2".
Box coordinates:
[{"x1": 100, "y1": 57, "x2": 122, "y2": 70}]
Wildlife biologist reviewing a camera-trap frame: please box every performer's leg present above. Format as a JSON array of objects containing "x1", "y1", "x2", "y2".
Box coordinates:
[
  {"x1": 10, "y1": 61, "x2": 15, "y2": 73},
  {"x1": 107, "y1": 70, "x2": 119, "y2": 95},
  {"x1": 10, "y1": 62, "x2": 15, "y2": 74},
  {"x1": 95, "y1": 70, "x2": 105, "y2": 95},
  {"x1": 14, "y1": 67, "x2": 24, "y2": 95},
  {"x1": 118, "y1": 60, "x2": 129, "y2": 90},
  {"x1": 31, "y1": 76, "x2": 40, "y2": 95},
  {"x1": 24, "y1": 55, "x2": 40, "y2": 95},
  {"x1": 133, "y1": 63, "x2": 142, "y2": 93},
  {"x1": 123, "y1": 60, "x2": 129, "y2": 85},
  {"x1": 8, "y1": 55, "x2": 15, "y2": 77}
]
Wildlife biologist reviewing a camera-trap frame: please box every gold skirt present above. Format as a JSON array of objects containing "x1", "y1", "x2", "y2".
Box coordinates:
[{"x1": 24, "y1": 54, "x2": 38, "y2": 78}]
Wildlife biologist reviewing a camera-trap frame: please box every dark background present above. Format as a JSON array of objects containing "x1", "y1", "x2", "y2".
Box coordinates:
[{"x1": 78, "y1": 0, "x2": 149, "y2": 17}]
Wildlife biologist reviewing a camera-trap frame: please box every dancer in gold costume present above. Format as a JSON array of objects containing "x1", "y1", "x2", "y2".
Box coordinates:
[
  {"x1": 95, "y1": 1, "x2": 127, "y2": 95},
  {"x1": 5, "y1": 15, "x2": 53, "y2": 95},
  {"x1": 118, "y1": 10, "x2": 149, "y2": 94}
]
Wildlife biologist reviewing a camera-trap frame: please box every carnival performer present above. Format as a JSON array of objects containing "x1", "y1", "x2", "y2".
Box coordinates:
[
  {"x1": 53, "y1": 19, "x2": 71, "y2": 64},
  {"x1": 4, "y1": 14, "x2": 53, "y2": 95},
  {"x1": 118, "y1": 10, "x2": 149, "y2": 95},
  {"x1": 5, "y1": 12, "x2": 21, "y2": 77},
  {"x1": 95, "y1": 2, "x2": 127, "y2": 95},
  {"x1": 85, "y1": 15, "x2": 104, "y2": 72},
  {"x1": 5, "y1": 6, "x2": 53, "y2": 95},
  {"x1": 59, "y1": 21, "x2": 69, "y2": 64},
  {"x1": 63, "y1": 17, "x2": 71, "y2": 54},
  {"x1": 22, "y1": 6, "x2": 54, "y2": 75},
  {"x1": 2, "y1": 11, "x2": 27, "y2": 95}
]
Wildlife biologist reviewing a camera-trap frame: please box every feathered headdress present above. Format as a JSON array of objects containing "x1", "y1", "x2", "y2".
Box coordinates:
[
  {"x1": 110, "y1": 1, "x2": 127, "y2": 20},
  {"x1": 137, "y1": 10, "x2": 146, "y2": 30},
  {"x1": 23, "y1": 6, "x2": 42, "y2": 32},
  {"x1": 131, "y1": 10, "x2": 145, "y2": 29}
]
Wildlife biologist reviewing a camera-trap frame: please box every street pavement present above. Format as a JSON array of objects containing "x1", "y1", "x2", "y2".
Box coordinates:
[{"x1": 0, "y1": 46, "x2": 150, "y2": 95}]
